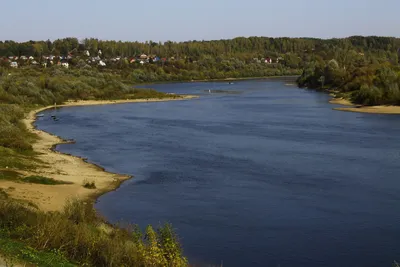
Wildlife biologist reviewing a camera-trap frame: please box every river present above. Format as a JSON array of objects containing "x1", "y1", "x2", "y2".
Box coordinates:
[{"x1": 36, "y1": 79, "x2": 400, "y2": 267}]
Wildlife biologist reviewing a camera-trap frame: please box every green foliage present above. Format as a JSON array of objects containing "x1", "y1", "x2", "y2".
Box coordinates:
[
  {"x1": 22, "y1": 175, "x2": 72, "y2": 185},
  {"x1": 0, "y1": 238, "x2": 76, "y2": 267},
  {"x1": 0, "y1": 169, "x2": 21, "y2": 181},
  {"x1": 0, "y1": 104, "x2": 33, "y2": 151},
  {"x1": 297, "y1": 47, "x2": 400, "y2": 105},
  {"x1": 0, "y1": 198, "x2": 188, "y2": 267}
]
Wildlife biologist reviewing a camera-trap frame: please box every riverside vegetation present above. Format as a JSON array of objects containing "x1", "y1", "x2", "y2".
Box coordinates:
[
  {"x1": 296, "y1": 37, "x2": 400, "y2": 105},
  {"x1": 0, "y1": 67, "x2": 188, "y2": 266},
  {"x1": 1, "y1": 35, "x2": 400, "y2": 265}
]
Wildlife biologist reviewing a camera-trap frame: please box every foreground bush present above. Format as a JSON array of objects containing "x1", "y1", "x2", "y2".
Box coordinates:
[{"x1": 0, "y1": 198, "x2": 188, "y2": 267}]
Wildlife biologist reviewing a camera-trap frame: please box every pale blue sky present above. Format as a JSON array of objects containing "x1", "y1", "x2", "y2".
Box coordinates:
[{"x1": 1, "y1": 0, "x2": 399, "y2": 42}]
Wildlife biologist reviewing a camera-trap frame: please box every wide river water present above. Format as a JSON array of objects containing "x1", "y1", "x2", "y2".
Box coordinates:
[{"x1": 37, "y1": 79, "x2": 400, "y2": 267}]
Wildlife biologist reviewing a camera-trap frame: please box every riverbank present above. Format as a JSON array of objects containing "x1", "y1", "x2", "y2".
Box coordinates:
[
  {"x1": 136, "y1": 75, "x2": 300, "y2": 87},
  {"x1": 1, "y1": 96, "x2": 197, "y2": 211},
  {"x1": 329, "y1": 97, "x2": 400, "y2": 114}
]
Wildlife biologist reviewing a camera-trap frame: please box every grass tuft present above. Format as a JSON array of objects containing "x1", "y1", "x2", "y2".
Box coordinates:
[{"x1": 22, "y1": 175, "x2": 73, "y2": 185}]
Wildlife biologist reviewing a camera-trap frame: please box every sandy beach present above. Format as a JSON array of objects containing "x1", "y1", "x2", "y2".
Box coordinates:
[
  {"x1": 0, "y1": 96, "x2": 197, "y2": 211},
  {"x1": 330, "y1": 98, "x2": 400, "y2": 114}
]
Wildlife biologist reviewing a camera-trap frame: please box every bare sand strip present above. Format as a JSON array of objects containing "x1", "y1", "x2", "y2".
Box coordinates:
[
  {"x1": 329, "y1": 98, "x2": 400, "y2": 114},
  {"x1": 1, "y1": 96, "x2": 197, "y2": 211}
]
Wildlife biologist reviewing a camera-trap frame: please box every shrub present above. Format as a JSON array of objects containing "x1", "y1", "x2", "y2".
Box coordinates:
[
  {"x1": 82, "y1": 179, "x2": 96, "y2": 189},
  {"x1": 0, "y1": 198, "x2": 188, "y2": 266}
]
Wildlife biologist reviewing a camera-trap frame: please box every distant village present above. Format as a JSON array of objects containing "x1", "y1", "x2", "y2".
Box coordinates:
[{"x1": 2, "y1": 49, "x2": 283, "y2": 69}]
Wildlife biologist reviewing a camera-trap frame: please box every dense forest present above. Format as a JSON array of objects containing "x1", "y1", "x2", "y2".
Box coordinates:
[{"x1": 1, "y1": 36, "x2": 399, "y2": 91}]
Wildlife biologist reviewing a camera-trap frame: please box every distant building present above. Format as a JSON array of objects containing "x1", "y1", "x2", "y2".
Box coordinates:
[
  {"x1": 84, "y1": 50, "x2": 90, "y2": 57},
  {"x1": 10, "y1": 62, "x2": 18, "y2": 68},
  {"x1": 140, "y1": 54, "x2": 148, "y2": 59},
  {"x1": 265, "y1": 57, "x2": 272, "y2": 64},
  {"x1": 29, "y1": 56, "x2": 34, "y2": 60},
  {"x1": 61, "y1": 62, "x2": 69, "y2": 68},
  {"x1": 99, "y1": 60, "x2": 106, "y2": 66}
]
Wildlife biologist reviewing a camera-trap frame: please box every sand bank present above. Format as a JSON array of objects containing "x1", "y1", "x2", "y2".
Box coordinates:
[
  {"x1": 330, "y1": 98, "x2": 400, "y2": 114},
  {"x1": 0, "y1": 96, "x2": 198, "y2": 211}
]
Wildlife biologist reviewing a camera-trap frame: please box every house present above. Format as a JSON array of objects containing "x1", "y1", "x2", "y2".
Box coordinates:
[
  {"x1": 10, "y1": 62, "x2": 18, "y2": 68},
  {"x1": 140, "y1": 54, "x2": 148, "y2": 60},
  {"x1": 20, "y1": 56, "x2": 27, "y2": 60},
  {"x1": 153, "y1": 56, "x2": 160, "y2": 62},
  {"x1": 130, "y1": 58, "x2": 136, "y2": 64},
  {"x1": 99, "y1": 60, "x2": 106, "y2": 66},
  {"x1": 61, "y1": 62, "x2": 69, "y2": 68},
  {"x1": 98, "y1": 50, "x2": 102, "y2": 55},
  {"x1": 84, "y1": 50, "x2": 90, "y2": 57},
  {"x1": 31, "y1": 61, "x2": 38, "y2": 65},
  {"x1": 42, "y1": 62, "x2": 47, "y2": 68},
  {"x1": 265, "y1": 57, "x2": 272, "y2": 64},
  {"x1": 29, "y1": 56, "x2": 34, "y2": 60},
  {"x1": 139, "y1": 60, "x2": 145, "y2": 65}
]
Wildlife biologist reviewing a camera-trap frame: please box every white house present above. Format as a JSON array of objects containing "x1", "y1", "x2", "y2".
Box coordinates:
[
  {"x1": 84, "y1": 50, "x2": 90, "y2": 57},
  {"x1": 20, "y1": 56, "x2": 27, "y2": 60},
  {"x1": 42, "y1": 62, "x2": 47, "y2": 68},
  {"x1": 140, "y1": 60, "x2": 145, "y2": 65},
  {"x1": 140, "y1": 54, "x2": 148, "y2": 59},
  {"x1": 31, "y1": 61, "x2": 38, "y2": 65},
  {"x1": 29, "y1": 56, "x2": 34, "y2": 60},
  {"x1": 99, "y1": 60, "x2": 106, "y2": 66},
  {"x1": 10, "y1": 62, "x2": 18, "y2": 68},
  {"x1": 265, "y1": 57, "x2": 272, "y2": 64},
  {"x1": 98, "y1": 50, "x2": 102, "y2": 55},
  {"x1": 61, "y1": 62, "x2": 69, "y2": 68}
]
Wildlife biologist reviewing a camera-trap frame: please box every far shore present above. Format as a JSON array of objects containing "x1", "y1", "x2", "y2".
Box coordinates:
[
  {"x1": 137, "y1": 75, "x2": 300, "y2": 86},
  {"x1": 329, "y1": 97, "x2": 400, "y2": 114},
  {"x1": 1, "y1": 95, "x2": 198, "y2": 211}
]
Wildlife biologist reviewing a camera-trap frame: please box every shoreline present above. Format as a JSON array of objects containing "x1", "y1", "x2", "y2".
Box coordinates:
[
  {"x1": 329, "y1": 97, "x2": 400, "y2": 114},
  {"x1": 137, "y1": 75, "x2": 300, "y2": 86},
  {"x1": 3, "y1": 96, "x2": 198, "y2": 211}
]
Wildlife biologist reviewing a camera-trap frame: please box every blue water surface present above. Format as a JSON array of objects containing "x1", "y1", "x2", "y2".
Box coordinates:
[{"x1": 36, "y1": 80, "x2": 400, "y2": 267}]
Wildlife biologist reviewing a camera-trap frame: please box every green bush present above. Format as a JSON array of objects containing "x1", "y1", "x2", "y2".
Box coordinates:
[{"x1": 0, "y1": 198, "x2": 188, "y2": 267}]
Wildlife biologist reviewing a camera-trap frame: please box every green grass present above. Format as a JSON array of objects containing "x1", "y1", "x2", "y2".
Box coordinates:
[
  {"x1": 0, "y1": 238, "x2": 76, "y2": 267},
  {"x1": 0, "y1": 198, "x2": 188, "y2": 266},
  {"x1": 0, "y1": 169, "x2": 22, "y2": 181},
  {"x1": 22, "y1": 175, "x2": 73, "y2": 185},
  {"x1": 0, "y1": 146, "x2": 38, "y2": 170}
]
